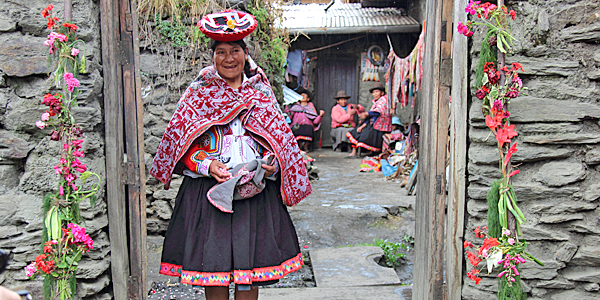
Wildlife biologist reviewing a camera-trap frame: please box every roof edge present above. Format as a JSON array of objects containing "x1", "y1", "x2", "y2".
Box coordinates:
[{"x1": 288, "y1": 24, "x2": 422, "y2": 35}]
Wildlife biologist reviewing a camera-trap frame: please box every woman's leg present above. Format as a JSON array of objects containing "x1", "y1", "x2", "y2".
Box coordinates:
[
  {"x1": 205, "y1": 286, "x2": 229, "y2": 300},
  {"x1": 234, "y1": 285, "x2": 259, "y2": 300}
]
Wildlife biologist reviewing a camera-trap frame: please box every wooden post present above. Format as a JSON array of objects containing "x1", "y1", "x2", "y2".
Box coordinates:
[
  {"x1": 447, "y1": 0, "x2": 468, "y2": 299},
  {"x1": 413, "y1": 0, "x2": 452, "y2": 298},
  {"x1": 100, "y1": 0, "x2": 147, "y2": 299}
]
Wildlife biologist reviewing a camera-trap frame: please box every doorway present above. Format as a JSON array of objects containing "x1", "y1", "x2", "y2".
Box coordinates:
[{"x1": 315, "y1": 56, "x2": 359, "y2": 148}]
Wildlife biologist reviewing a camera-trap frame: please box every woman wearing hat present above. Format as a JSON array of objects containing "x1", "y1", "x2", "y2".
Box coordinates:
[
  {"x1": 150, "y1": 10, "x2": 311, "y2": 300},
  {"x1": 346, "y1": 83, "x2": 392, "y2": 157},
  {"x1": 330, "y1": 90, "x2": 365, "y2": 151},
  {"x1": 285, "y1": 87, "x2": 324, "y2": 152}
]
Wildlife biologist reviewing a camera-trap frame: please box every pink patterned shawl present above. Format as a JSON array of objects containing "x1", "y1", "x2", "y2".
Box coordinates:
[
  {"x1": 371, "y1": 95, "x2": 392, "y2": 132},
  {"x1": 150, "y1": 65, "x2": 312, "y2": 206}
]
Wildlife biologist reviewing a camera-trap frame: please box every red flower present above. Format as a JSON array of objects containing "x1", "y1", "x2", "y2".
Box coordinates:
[
  {"x1": 467, "y1": 269, "x2": 481, "y2": 284},
  {"x1": 479, "y1": 237, "x2": 499, "y2": 256},
  {"x1": 509, "y1": 169, "x2": 521, "y2": 177},
  {"x1": 483, "y1": 62, "x2": 495, "y2": 72},
  {"x1": 511, "y1": 62, "x2": 524, "y2": 72},
  {"x1": 47, "y1": 17, "x2": 59, "y2": 30},
  {"x1": 504, "y1": 142, "x2": 518, "y2": 166},
  {"x1": 509, "y1": 10, "x2": 516, "y2": 20},
  {"x1": 485, "y1": 111, "x2": 504, "y2": 131},
  {"x1": 481, "y1": 84, "x2": 491, "y2": 93},
  {"x1": 63, "y1": 23, "x2": 77, "y2": 31},
  {"x1": 475, "y1": 89, "x2": 487, "y2": 100},
  {"x1": 466, "y1": 251, "x2": 482, "y2": 267},
  {"x1": 474, "y1": 226, "x2": 485, "y2": 238},
  {"x1": 496, "y1": 123, "x2": 518, "y2": 147},
  {"x1": 464, "y1": 240, "x2": 475, "y2": 248}
]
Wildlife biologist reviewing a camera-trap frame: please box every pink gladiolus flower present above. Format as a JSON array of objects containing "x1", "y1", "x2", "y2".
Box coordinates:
[
  {"x1": 71, "y1": 48, "x2": 79, "y2": 56},
  {"x1": 72, "y1": 184, "x2": 78, "y2": 191},
  {"x1": 72, "y1": 139, "x2": 84, "y2": 149},
  {"x1": 72, "y1": 150, "x2": 85, "y2": 158},
  {"x1": 63, "y1": 144, "x2": 69, "y2": 152},
  {"x1": 508, "y1": 238, "x2": 515, "y2": 245},
  {"x1": 63, "y1": 73, "x2": 80, "y2": 92},
  {"x1": 54, "y1": 164, "x2": 62, "y2": 175},
  {"x1": 59, "y1": 185, "x2": 64, "y2": 195},
  {"x1": 35, "y1": 120, "x2": 46, "y2": 129},
  {"x1": 65, "y1": 173, "x2": 75, "y2": 183},
  {"x1": 498, "y1": 271, "x2": 506, "y2": 278},
  {"x1": 457, "y1": 22, "x2": 470, "y2": 37},
  {"x1": 502, "y1": 229, "x2": 511, "y2": 236},
  {"x1": 41, "y1": 112, "x2": 50, "y2": 121},
  {"x1": 68, "y1": 223, "x2": 94, "y2": 249},
  {"x1": 25, "y1": 262, "x2": 36, "y2": 277}
]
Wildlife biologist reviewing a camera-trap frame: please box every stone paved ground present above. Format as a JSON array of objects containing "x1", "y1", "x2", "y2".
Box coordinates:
[{"x1": 147, "y1": 148, "x2": 416, "y2": 299}]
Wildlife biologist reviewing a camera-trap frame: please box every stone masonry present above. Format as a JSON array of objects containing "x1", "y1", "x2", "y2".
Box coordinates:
[
  {"x1": 0, "y1": 0, "x2": 110, "y2": 299},
  {"x1": 464, "y1": 0, "x2": 600, "y2": 299}
]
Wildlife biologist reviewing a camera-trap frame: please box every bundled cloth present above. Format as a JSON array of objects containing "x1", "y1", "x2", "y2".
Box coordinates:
[{"x1": 359, "y1": 157, "x2": 381, "y2": 173}]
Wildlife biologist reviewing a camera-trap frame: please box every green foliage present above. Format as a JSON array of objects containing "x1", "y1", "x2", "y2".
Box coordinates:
[
  {"x1": 487, "y1": 179, "x2": 502, "y2": 238},
  {"x1": 155, "y1": 14, "x2": 189, "y2": 47},
  {"x1": 498, "y1": 267, "x2": 527, "y2": 300},
  {"x1": 475, "y1": 28, "x2": 498, "y2": 88},
  {"x1": 375, "y1": 238, "x2": 409, "y2": 268}
]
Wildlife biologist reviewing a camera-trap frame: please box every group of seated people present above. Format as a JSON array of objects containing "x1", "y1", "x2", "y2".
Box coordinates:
[{"x1": 286, "y1": 83, "x2": 405, "y2": 156}]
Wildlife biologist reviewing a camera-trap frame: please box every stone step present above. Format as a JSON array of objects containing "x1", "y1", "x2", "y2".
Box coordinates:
[
  {"x1": 259, "y1": 286, "x2": 412, "y2": 300},
  {"x1": 310, "y1": 246, "x2": 401, "y2": 287}
]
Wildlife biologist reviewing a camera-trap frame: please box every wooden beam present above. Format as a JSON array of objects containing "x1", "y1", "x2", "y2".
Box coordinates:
[
  {"x1": 100, "y1": 0, "x2": 129, "y2": 299},
  {"x1": 447, "y1": 1, "x2": 468, "y2": 298},
  {"x1": 413, "y1": 0, "x2": 446, "y2": 298},
  {"x1": 120, "y1": 0, "x2": 148, "y2": 298}
]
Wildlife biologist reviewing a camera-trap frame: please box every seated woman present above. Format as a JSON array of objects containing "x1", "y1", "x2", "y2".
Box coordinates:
[
  {"x1": 285, "y1": 87, "x2": 324, "y2": 152},
  {"x1": 330, "y1": 90, "x2": 365, "y2": 151},
  {"x1": 346, "y1": 83, "x2": 392, "y2": 158},
  {"x1": 382, "y1": 116, "x2": 405, "y2": 152}
]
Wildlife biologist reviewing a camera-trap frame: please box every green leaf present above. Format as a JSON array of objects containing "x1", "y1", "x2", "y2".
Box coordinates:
[
  {"x1": 57, "y1": 262, "x2": 68, "y2": 269},
  {"x1": 497, "y1": 34, "x2": 507, "y2": 53}
]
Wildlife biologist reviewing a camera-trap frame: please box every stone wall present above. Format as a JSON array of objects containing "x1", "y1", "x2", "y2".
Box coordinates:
[
  {"x1": 0, "y1": 0, "x2": 110, "y2": 298},
  {"x1": 463, "y1": 0, "x2": 600, "y2": 299}
]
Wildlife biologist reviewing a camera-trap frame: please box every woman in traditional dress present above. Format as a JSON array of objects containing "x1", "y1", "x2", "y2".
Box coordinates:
[
  {"x1": 285, "y1": 87, "x2": 324, "y2": 152},
  {"x1": 329, "y1": 90, "x2": 365, "y2": 151},
  {"x1": 346, "y1": 83, "x2": 392, "y2": 158},
  {"x1": 149, "y1": 10, "x2": 311, "y2": 300}
]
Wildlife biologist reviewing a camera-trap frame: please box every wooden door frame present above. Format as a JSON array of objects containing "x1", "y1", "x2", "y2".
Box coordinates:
[
  {"x1": 100, "y1": 0, "x2": 148, "y2": 299},
  {"x1": 413, "y1": 0, "x2": 468, "y2": 299}
]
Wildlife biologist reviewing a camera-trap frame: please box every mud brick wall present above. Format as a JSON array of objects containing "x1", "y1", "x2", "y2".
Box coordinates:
[
  {"x1": 0, "y1": 1, "x2": 111, "y2": 298},
  {"x1": 464, "y1": 0, "x2": 600, "y2": 299}
]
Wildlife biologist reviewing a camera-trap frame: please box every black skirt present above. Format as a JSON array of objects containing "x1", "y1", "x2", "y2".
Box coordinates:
[
  {"x1": 346, "y1": 122, "x2": 385, "y2": 152},
  {"x1": 294, "y1": 124, "x2": 314, "y2": 141},
  {"x1": 159, "y1": 176, "x2": 303, "y2": 286}
]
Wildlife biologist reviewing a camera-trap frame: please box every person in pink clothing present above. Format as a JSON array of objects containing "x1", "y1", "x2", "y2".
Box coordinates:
[
  {"x1": 330, "y1": 90, "x2": 365, "y2": 151},
  {"x1": 285, "y1": 87, "x2": 324, "y2": 152}
]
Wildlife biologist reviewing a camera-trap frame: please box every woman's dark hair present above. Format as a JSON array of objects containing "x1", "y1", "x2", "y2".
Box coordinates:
[{"x1": 210, "y1": 39, "x2": 252, "y2": 78}]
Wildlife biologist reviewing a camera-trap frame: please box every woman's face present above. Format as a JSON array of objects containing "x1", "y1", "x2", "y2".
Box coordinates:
[
  {"x1": 337, "y1": 98, "x2": 349, "y2": 107},
  {"x1": 300, "y1": 93, "x2": 310, "y2": 104},
  {"x1": 213, "y1": 42, "x2": 247, "y2": 86},
  {"x1": 372, "y1": 89, "x2": 384, "y2": 100}
]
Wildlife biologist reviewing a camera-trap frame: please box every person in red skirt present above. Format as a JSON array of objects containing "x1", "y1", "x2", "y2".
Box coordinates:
[{"x1": 149, "y1": 10, "x2": 312, "y2": 300}]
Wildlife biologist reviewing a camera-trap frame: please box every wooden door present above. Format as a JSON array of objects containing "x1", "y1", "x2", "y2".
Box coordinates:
[{"x1": 315, "y1": 56, "x2": 359, "y2": 148}]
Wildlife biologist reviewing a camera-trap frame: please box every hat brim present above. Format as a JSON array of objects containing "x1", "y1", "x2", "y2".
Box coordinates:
[
  {"x1": 369, "y1": 86, "x2": 386, "y2": 93},
  {"x1": 334, "y1": 95, "x2": 351, "y2": 99},
  {"x1": 199, "y1": 10, "x2": 257, "y2": 42}
]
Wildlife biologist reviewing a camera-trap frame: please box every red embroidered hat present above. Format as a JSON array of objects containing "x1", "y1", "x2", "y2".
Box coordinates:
[{"x1": 197, "y1": 10, "x2": 258, "y2": 42}]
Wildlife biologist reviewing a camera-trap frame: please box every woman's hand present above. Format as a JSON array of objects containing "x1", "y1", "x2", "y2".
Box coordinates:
[
  {"x1": 262, "y1": 164, "x2": 276, "y2": 179},
  {"x1": 209, "y1": 160, "x2": 232, "y2": 183},
  {"x1": 357, "y1": 124, "x2": 367, "y2": 133},
  {"x1": 359, "y1": 112, "x2": 369, "y2": 119},
  {"x1": 319, "y1": 110, "x2": 325, "y2": 117}
]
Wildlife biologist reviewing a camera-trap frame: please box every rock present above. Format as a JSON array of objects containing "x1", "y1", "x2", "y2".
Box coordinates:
[
  {"x1": 562, "y1": 267, "x2": 600, "y2": 283},
  {"x1": 468, "y1": 144, "x2": 571, "y2": 165},
  {"x1": 583, "y1": 183, "x2": 600, "y2": 201},
  {"x1": 82, "y1": 214, "x2": 108, "y2": 236},
  {"x1": 76, "y1": 274, "x2": 110, "y2": 298},
  {"x1": 72, "y1": 106, "x2": 103, "y2": 131},
  {"x1": 537, "y1": 10, "x2": 549, "y2": 32},
  {"x1": 519, "y1": 260, "x2": 563, "y2": 280},
  {"x1": 146, "y1": 87, "x2": 169, "y2": 105},
  {"x1": 461, "y1": 284, "x2": 496, "y2": 300},
  {"x1": 506, "y1": 56, "x2": 579, "y2": 77},
  {"x1": 523, "y1": 132, "x2": 600, "y2": 144},
  {"x1": 466, "y1": 200, "x2": 489, "y2": 219},
  {"x1": 536, "y1": 278, "x2": 575, "y2": 289},
  {"x1": 568, "y1": 222, "x2": 600, "y2": 235},
  {"x1": 520, "y1": 225, "x2": 570, "y2": 241},
  {"x1": 595, "y1": 52, "x2": 600, "y2": 65},
  {"x1": 0, "y1": 130, "x2": 33, "y2": 160},
  {"x1": 4, "y1": 96, "x2": 47, "y2": 133},
  {"x1": 583, "y1": 283, "x2": 600, "y2": 292},
  {"x1": 0, "y1": 32, "x2": 48, "y2": 77},
  {"x1": 523, "y1": 79, "x2": 599, "y2": 101},
  {"x1": 584, "y1": 148, "x2": 600, "y2": 165},
  {"x1": 571, "y1": 236, "x2": 600, "y2": 266},
  {"x1": 143, "y1": 112, "x2": 158, "y2": 127},
  {"x1": 76, "y1": 258, "x2": 110, "y2": 279},
  {"x1": 152, "y1": 200, "x2": 172, "y2": 220},
  {"x1": 561, "y1": 23, "x2": 600, "y2": 43},
  {"x1": 146, "y1": 218, "x2": 169, "y2": 234},
  {"x1": 510, "y1": 97, "x2": 600, "y2": 123},
  {"x1": 86, "y1": 231, "x2": 111, "y2": 261},
  {"x1": 550, "y1": 289, "x2": 600, "y2": 300},
  {"x1": 520, "y1": 123, "x2": 582, "y2": 135},
  {"x1": 512, "y1": 184, "x2": 579, "y2": 202},
  {"x1": 529, "y1": 201, "x2": 597, "y2": 214},
  {"x1": 534, "y1": 161, "x2": 586, "y2": 187},
  {"x1": 144, "y1": 136, "x2": 161, "y2": 155},
  {"x1": 539, "y1": 213, "x2": 584, "y2": 224},
  {"x1": 140, "y1": 54, "x2": 174, "y2": 77},
  {"x1": 153, "y1": 188, "x2": 178, "y2": 201},
  {"x1": 588, "y1": 70, "x2": 600, "y2": 80},
  {"x1": 0, "y1": 15, "x2": 16, "y2": 32}
]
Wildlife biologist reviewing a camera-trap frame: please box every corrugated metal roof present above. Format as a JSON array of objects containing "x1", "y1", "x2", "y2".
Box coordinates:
[{"x1": 278, "y1": 3, "x2": 421, "y2": 35}]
